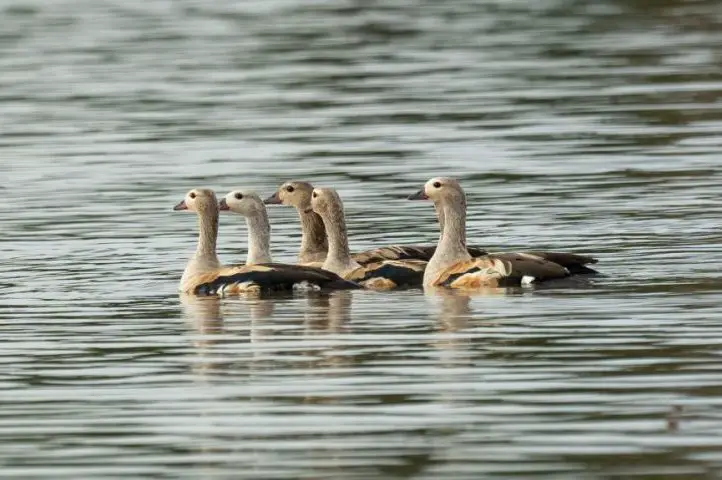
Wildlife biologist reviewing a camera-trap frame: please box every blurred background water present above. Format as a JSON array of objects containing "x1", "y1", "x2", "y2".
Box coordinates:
[{"x1": 1, "y1": 0, "x2": 722, "y2": 478}]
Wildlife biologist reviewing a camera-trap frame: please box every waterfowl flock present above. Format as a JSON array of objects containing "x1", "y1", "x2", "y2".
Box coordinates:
[{"x1": 173, "y1": 177, "x2": 599, "y2": 295}]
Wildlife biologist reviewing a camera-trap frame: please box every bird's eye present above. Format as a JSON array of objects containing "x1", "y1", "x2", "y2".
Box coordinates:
[
  {"x1": 234, "y1": 192, "x2": 243, "y2": 200},
  {"x1": 433, "y1": 182, "x2": 441, "y2": 188},
  {"x1": 189, "y1": 192, "x2": 197, "y2": 199},
  {"x1": 312, "y1": 192, "x2": 317, "y2": 198},
  {"x1": 286, "y1": 186, "x2": 295, "y2": 193}
]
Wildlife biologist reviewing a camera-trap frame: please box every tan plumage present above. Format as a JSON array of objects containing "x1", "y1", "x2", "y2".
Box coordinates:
[
  {"x1": 298, "y1": 260, "x2": 325, "y2": 269},
  {"x1": 432, "y1": 254, "x2": 569, "y2": 289},
  {"x1": 310, "y1": 187, "x2": 426, "y2": 289},
  {"x1": 173, "y1": 188, "x2": 361, "y2": 295},
  {"x1": 407, "y1": 177, "x2": 599, "y2": 289},
  {"x1": 264, "y1": 180, "x2": 488, "y2": 266}
]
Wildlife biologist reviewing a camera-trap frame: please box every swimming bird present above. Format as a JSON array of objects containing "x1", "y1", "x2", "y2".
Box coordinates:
[
  {"x1": 173, "y1": 188, "x2": 361, "y2": 295},
  {"x1": 264, "y1": 180, "x2": 488, "y2": 266},
  {"x1": 310, "y1": 187, "x2": 427, "y2": 289},
  {"x1": 407, "y1": 177, "x2": 598, "y2": 289}
]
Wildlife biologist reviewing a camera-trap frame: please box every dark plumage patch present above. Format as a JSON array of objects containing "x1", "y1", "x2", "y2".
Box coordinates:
[
  {"x1": 195, "y1": 284, "x2": 216, "y2": 296},
  {"x1": 355, "y1": 262, "x2": 425, "y2": 288},
  {"x1": 564, "y1": 264, "x2": 599, "y2": 275},
  {"x1": 194, "y1": 263, "x2": 361, "y2": 295},
  {"x1": 523, "y1": 251, "x2": 600, "y2": 275},
  {"x1": 466, "y1": 246, "x2": 488, "y2": 258}
]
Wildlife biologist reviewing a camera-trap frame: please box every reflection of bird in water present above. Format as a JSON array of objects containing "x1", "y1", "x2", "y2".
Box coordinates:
[
  {"x1": 180, "y1": 293, "x2": 224, "y2": 346},
  {"x1": 427, "y1": 287, "x2": 524, "y2": 366},
  {"x1": 222, "y1": 297, "x2": 275, "y2": 323},
  {"x1": 179, "y1": 293, "x2": 226, "y2": 379},
  {"x1": 302, "y1": 291, "x2": 354, "y2": 371},
  {"x1": 428, "y1": 286, "x2": 516, "y2": 332},
  {"x1": 303, "y1": 290, "x2": 352, "y2": 334},
  {"x1": 434, "y1": 289, "x2": 472, "y2": 332},
  {"x1": 241, "y1": 291, "x2": 354, "y2": 377},
  {"x1": 299, "y1": 290, "x2": 355, "y2": 406},
  {"x1": 238, "y1": 298, "x2": 275, "y2": 345},
  {"x1": 178, "y1": 293, "x2": 276, "y2": 471},
  {"x1": 427, "y1": 289, "x2": 474, "y2": 363},
  {"x1": 179, "y1": 293, "x2": 278, "y2": 378},
  {"x1": 180, "y1": 293, "x2": 277, "y2": 343},
  {"x1": 180, "y1": 289, "x2": 355, "y2": 393}
]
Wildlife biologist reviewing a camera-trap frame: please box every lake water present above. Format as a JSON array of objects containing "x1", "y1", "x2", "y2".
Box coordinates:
[{"x1": 2, "y1": 0, "x2": 722, "y2": 478}]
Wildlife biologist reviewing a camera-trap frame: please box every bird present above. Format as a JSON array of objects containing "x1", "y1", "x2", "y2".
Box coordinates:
[
  {"x1": 407, "y1": 177, "x2": 599, "y2": 289},
  {"x1": 309, "y1": 186, "x2": 427, "y2": 290}
]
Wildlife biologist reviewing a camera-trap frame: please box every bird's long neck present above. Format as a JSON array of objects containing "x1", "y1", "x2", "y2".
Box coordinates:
[
  {"x1": 435, "y1": 202, "x2": 445, "y2": 242},
  {"x1": 245, "y1": 209, "x2": 272, "y2": 264},
  {"x1": 297, "y1": 205, "x2": 328, "y2": 263},
  {"x1": 196, "y1": 208, "x2": 219, "y2": 260},
  {"x1": 181, "y1": 207, "x2": 221, "y2": 292},
  {"x1": 320, "y1": 207, "x2": 361, "y2": 277},
  {"x1": 424, "y1": 198, "x2": 472, "y2": 286}
]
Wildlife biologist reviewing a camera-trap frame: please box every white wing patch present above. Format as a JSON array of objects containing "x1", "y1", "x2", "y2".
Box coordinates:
[
  {"x1": 293, "y1": 281, "x2": 321, "y2": 291},
  {"x1": 521, "y1": 275, "x2": 536, "y2": 285}
]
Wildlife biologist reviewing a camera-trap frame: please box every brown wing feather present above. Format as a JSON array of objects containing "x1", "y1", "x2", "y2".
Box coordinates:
[
  {"x1": 352, "y1": 245, "x2": 435, "y2": 264},
  {"x1": 488, "y1": 252, "x2": 570, "y2": 281},
  {"x1": 352, "y1": 244, "x2": 488, "y2": 264},
  {"x1": 522, "y1": 251, "x2": 599, "y2": 274},
  {"x1": 466, "y1": 246, "x2": 488, "y2": 257}
]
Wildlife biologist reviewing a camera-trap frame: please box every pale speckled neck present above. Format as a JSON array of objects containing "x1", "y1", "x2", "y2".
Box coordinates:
[
  {"x1": 297, "y1": 206, "x2": 328, "y2": 263},
  {"x1": 319, "y1": 206, "x2": 361, "y2": 277},
  {"x1": 197, "y1": 206, "x2": 218, "y2": 258},
  {"x1": 244, "y1": 209, "x2": 272, "y2": 265},
  {"x1": 424, "y1": 199, "x2": 472, "y2": 286},
  {"x1": 180, "y1": 208, "x2": 222, "y2": 292},
  {"x1": 434, "y1": 202, "x2": 445, "y2": 242}
]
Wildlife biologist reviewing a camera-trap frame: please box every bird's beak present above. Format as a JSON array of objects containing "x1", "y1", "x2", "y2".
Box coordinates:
[
  {"x1": 264, "y1": 191, "x2": 282, "y2": 205},
  {"x1": 173, "y1": 200, "x2": 188, "y2": 210},
  {"x1": 218, "y1": 198, "x2": 230, "y2": 211},
  {"x1": 407, "y1": 189, "x2": 428, "y2": 200}
]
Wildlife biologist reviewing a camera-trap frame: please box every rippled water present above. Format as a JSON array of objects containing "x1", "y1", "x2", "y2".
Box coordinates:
[{"x1": 2, "y1": 0, "x2": 722, "y2": 477}]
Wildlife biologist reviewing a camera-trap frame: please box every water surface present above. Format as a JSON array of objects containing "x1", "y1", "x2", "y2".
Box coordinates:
[{"x1": 2, "y1": 0, "x2": 722, "y2": 477}]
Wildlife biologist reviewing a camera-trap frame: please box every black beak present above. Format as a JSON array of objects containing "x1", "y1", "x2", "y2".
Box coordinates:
[
  {"x1": 218, "y1": 198, "x2": 230, "y2": 211},
  {"x1": 264, "y1": 191, "x2": 282, "y2": 205},
  {"x1": 407, "y1": 189, "x2": 428, "y2": 200},
  {"x1": 173, "y1": 200, "x2": 188, "y2": 210}
]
